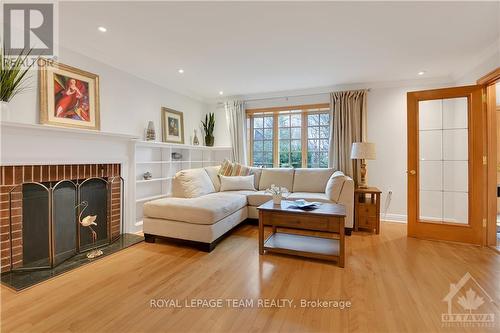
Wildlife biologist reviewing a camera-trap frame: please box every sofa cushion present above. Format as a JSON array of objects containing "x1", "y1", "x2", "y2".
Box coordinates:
[
  {"x1": 220, "y1": 175, "x2": 255, "y2": 191},
  {"x1": 287, "y1": 192, "x2": 332, "y2": 203},
  {"x1": 292, "y1": 168, "x2": 335, "y2": 193},
  {"x1": 171, "y1": 168, "x2": 215, "y2": 198},
  {"x1": 246, "y1": 190, "x2": 273, "y2": 206},
  {"x1": 325, "y1": 171, "x2": 347, "y2": 203},
  {"x1": 204, "y1": 165, "x2": 221, "y2": 191},
  {"x1": 144, "y1": 192, "x2": 247, "y2": 225},
  {"x1": 249, "y1": 167, "x2": 263, "y2": 189},
  {"x1": 258, "y1": 168, "x2": 294, "y2": 191}
]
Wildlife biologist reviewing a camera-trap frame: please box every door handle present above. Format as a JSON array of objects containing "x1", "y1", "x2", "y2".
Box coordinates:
[{"x1": 408, "y1": 170, "x2": 416, "y2": 175}]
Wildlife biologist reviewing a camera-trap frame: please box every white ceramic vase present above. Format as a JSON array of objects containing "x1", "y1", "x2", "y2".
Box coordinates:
[
  {"x1": 272, "y1": 193, "x2": 282, "y2": 205},
  {"x1": 0, "y1": 101, "x2": 11, "y2": 121}
]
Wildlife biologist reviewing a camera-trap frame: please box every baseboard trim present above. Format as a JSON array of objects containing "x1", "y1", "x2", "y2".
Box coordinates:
[{"x1": 381, "y1": 214, "x2": 407, "y2": 223}]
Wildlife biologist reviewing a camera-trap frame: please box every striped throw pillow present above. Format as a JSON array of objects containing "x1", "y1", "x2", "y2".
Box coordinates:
[
  {"x1": 218, "y1": 159, "x2": 233, "y2": 176},
  {"x1": 231, "y1": 163, "x2": 251, "y2": 176},
  {"x1": 218, "y1": 160, "x2": 252, "y2": 176}
]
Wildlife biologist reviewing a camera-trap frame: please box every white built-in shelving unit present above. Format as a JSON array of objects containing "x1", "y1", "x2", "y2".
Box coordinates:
[{"x1": 133, "y1": 140, "x2": 231, "y2": 227}]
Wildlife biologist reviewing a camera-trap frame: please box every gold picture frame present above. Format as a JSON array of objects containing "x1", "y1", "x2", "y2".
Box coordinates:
[
  {"x1": 39, "y1": 59, "x2": 100, "y2": 130},
  {"x1": 161, "y1": 107, "x2": 185, "y2": 144}
]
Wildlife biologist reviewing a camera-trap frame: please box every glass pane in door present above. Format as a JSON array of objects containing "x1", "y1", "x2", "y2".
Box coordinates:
[{"x1": 418, "y1": 97, "x2": 468, "y2": 224}]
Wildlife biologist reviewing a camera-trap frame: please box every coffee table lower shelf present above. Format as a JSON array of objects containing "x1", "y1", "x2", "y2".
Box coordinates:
[{"x1": 263, "y1": 232, "x2": 342, "y2": 264}]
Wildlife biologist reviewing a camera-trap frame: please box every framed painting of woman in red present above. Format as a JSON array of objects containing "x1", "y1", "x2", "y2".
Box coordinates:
[{"x1": 39, "y1": 60, "x2": 100, "y2": 130}]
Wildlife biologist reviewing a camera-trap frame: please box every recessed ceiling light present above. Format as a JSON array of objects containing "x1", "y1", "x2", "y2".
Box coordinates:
[
  {"x1": 219, "y1": 91, "x2": 224, "y2": 95},
  {"x1": 418, "y1": 71, "x2": 426, "y2": 76},
  {"x1": 98, "y1": 26, "x2": 107, "y2": 32},
  {"x1": 178, "y1": 69, "x2": 184, "y2": 74}
]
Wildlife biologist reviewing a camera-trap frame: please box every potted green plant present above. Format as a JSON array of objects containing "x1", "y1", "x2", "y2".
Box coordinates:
[
  {"x1": 1, "y1": 47, "x2": 35, "y2": 121},
  {"x1": 201, "y1": 112, "x2": 215, "y2": 146}
]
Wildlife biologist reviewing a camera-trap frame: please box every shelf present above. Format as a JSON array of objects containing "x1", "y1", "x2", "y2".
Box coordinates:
[
  {"x1": 264, "y1": 232, "x2": 340, "y2": 257},
  {"x1": 136, "y1": 194, "x2": 168, "y2": 203},
  {"x1": 136, "y1": 160, "x2": 220, "y2": 165},
  {"x1": 136, "y1": 177, "x2": 172, "y2": 183},
  {"x1": 136, "y1": 161, "x2": 171, "y2": 164},
  {"x1": 134, "y1": 140, "x2": 231, "y2": 150}
]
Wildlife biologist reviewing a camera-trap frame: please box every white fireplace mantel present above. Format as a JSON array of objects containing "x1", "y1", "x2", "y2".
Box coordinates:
[{"x1": 0, "y1": 121, "x2": 138, "y2": 166}]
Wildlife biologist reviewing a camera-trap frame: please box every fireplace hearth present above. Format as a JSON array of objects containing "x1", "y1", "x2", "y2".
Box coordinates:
[{"x1": 0, "y1": 164, "x2": 144, "y2": 291}]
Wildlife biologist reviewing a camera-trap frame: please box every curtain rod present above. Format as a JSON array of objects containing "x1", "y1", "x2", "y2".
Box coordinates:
[{"x1": 216, "y1": 88, "x2": 370, "y2": 106}]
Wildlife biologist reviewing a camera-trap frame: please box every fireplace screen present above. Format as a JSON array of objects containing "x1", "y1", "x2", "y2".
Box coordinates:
[
  {"x1": 79, "y1": 178, "x2": 109, "y2": 251},
  {"x1": 8, "y1": 176, "x2": 124, "y2": 271},
  {"x1": 21, "y1": 183, "x2": 50, "y2": 269}
]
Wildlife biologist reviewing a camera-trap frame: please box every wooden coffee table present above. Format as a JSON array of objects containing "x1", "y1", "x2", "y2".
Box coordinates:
[{"x1": 257, "y1": 200, "x2": 346, "y2": 267}]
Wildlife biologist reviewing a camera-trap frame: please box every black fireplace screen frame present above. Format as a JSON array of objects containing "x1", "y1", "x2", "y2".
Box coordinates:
[{"x1": 8, "y1": 176, "x2": 125, "y2": 272}]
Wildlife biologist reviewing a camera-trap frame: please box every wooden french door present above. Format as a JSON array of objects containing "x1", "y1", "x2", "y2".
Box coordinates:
[{"x1": 407, "y1": 85, "x2": 484, "y2": 245}]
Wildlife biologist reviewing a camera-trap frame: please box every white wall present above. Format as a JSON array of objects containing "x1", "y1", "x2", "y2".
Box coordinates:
[
  {"x1": 454, "y1": 48, "x2": 499, "y2": 85},
  {"x1": 6, "y1": 47, "x2": 208, "y2": 142}
]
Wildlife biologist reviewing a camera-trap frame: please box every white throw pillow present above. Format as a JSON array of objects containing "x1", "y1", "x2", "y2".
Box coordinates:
[
  {"x1": 172, "y1": 168, "x2": 216, "y2": 198},
  {"x1": 204, "y1": 165, "x2": 221, "y2": 191},
  {"x1": 220, "y1": 175, "x2": 256, "y2": 192},
  {"x1": 325, "y1": 171, "x2": 347, "y2": 203}
]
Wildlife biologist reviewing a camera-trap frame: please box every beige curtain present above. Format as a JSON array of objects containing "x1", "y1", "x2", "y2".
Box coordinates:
[
  {"x1": 329, "y1": 90, "x2": 368, "y2": 183},
  {"x1": 224, "y1": 100, "x2": 247, "y2": 164}
]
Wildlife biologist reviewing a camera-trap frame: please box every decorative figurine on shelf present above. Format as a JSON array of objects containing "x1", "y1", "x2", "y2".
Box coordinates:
[
  {"x1": 75, "y1": 201, "x2": 103, "y2": 259},
  {"x1": 143, "y1": 172, "x2": 152, "y2": 180},
  {"x1": 146, "y1": 121, "x2": 156, "y2": 141},
  {"x1": 201, "y1": 112, "x2": 215, "y2": 146},
  {"x1": 193, "y1": 129, "x2": 199, "y2": 145}
]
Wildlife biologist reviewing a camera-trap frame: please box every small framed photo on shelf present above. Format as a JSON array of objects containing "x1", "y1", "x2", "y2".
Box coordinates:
[
  {"x1": 39, "y1": 59, "x2": 100, "y2": 130},
  {"x1": 161, "y1": 107, "x2": 184, "y2": 144}
]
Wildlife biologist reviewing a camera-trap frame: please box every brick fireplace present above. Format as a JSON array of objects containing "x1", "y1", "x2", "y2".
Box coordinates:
[{"x1": 0, "y1": 164, "x2": 122, "y2": 272}]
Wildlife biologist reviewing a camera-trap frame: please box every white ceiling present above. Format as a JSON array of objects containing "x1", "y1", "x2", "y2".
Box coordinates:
[{"x1": 59, "y1": 1, "x2": 499, "y2": 101}]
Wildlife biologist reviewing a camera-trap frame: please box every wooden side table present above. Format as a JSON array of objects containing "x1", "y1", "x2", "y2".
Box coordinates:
[{"x1": 354, "y1": 187, "x2": 382, "y2": 234}]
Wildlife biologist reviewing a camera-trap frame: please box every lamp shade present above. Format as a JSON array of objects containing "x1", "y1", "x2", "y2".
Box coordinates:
[{"x1": 350, "y1": 142, "x2": 376, "y2": 160}]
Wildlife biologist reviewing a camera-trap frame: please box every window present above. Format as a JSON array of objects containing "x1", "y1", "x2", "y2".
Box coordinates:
[
  {"x1": 247, "y1": 104, "x2": 330, "y2": 168},
  {"x1": 250, "y1": 115, "x2": 274, "y2": 168},
  {"x1": 307, "y1": 113, "x2": 330, "y2": 168}
]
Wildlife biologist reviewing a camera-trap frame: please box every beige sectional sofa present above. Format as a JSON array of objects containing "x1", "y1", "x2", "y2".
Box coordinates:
[{"x1": 143, "y1": 166, "x2": 354, "y2": 251}]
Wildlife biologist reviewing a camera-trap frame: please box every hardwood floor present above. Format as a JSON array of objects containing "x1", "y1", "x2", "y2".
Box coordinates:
[{"x1": 1, "y1": 222, "x2": 499, "y2": 333}]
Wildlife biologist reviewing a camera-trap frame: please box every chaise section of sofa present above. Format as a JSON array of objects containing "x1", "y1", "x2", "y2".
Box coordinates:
[{"x1": 143, "y1": 165, "x2": 354, "y2": 252}]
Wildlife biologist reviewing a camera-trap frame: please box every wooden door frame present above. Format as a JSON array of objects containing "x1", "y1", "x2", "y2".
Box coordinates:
[
  {"x1": 407, "y1": 85, "x2": 484, "y2": 245},
  {"x1": 478, "y1": 68, "x2": 500, "y2": 247}
]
